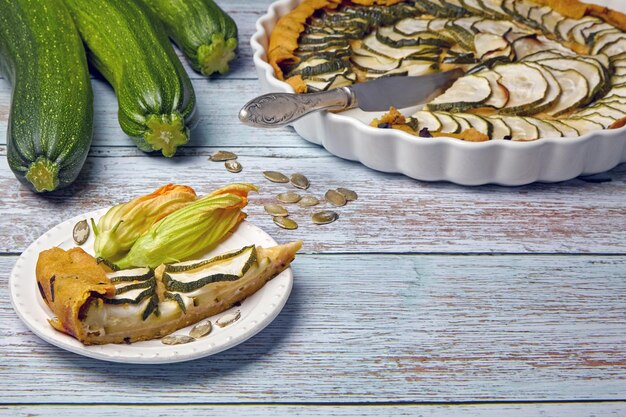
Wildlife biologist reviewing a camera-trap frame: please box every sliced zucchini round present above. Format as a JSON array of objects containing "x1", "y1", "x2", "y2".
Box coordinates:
[
  {"x1": 477, "y1": 0, "x2": 508, "y2": 20},
  {"x1": 597, "y1": 99, "x2": 626, "y2": 111},
  {"x1": 521, "y1": 62, "x2": 561, "y2": 115},
  {"x1": 362, "y1": 32, "x2": 438, "y2": 60},
  {"x1": 427, "y1": 18, "x2": 450, "y2": 32},
  {"x1": 545, "y1": 119, "x2": 580, "y2": 137},
  {"x1": 431, "y1": 111, "x2": 461, "y2": 133},
  {"x1": 521, "y1": 50, "x2": 566, "y2": 62},
  {"x1": 426, "y1": 74, "x2": 492, "y2": 111},
  {"x1": 600, "y1": 38, "x2": 626, "y2": 58},
  {"x1": 602, "y1": 83, "x2": 626, "y2": 101},
  {"x1": 592, "y1": 32, "x2": 626, "y2": 55},
  {"x1": 541, "y1": 67, "x2": 588, "y2": 117},
  {"x1": 512, "y1": 36, "x2": 547, "y2": 60},
  {"x1": 460, "y1": 0, "x2": 487, "y2": 16},
  {"x1": 455, "y1": 112, "x2": 494, "y2": 137},
  {"x1": 555, "y1": 17, "x2": 593, "y2": 41},
  {"x1": 351, "y1": 54, "x2": 400, "y2": 73},
  {"x1": 535, "y1": 36, "x2": 577, "y2": 55},
  {"x1": 523, "y1": 117, "x2": 563, "y2": 138},
  {"x1": 581, "y1": 23, "x2": 616, "y2": 45},
  {"x1": 377, "y1": 25, "x2": 452, "y2": 48},
  {"x1": 445, "y1": 21, "x2": 476, "y2": 50},
  {"x1": 411, "y1": 110, "x2": 443, "y2": 132},
  {"x1": 540, "y1": 10, "x2": 563, "y2": 35},
  {"x1": 381, "y1": 61, "x2": 438, "y2": 78},
  {"x1": 300, "y1": 33, "x2": 348, "y2": 45},
  {"x1": 394, "y1": 18, "x2": 430, "y2": 35},
  {"x1": 571, "y1": 113, "x2": 615, "y2": 128},
  {"x1": 527, "y1": 6, "x2": 553, "y2": 31},
  {"x1": 452, "y1": 114, "x2": 472, "y2": 131},
  {"x1": 492, "y1": 115, "x2": 539, "y2": 141},
  {"x1": 474, "y1": 33, "x2": 509, "y2": 59},
  {"x1": 439, "y1": 0, "x2": 470, "y2": 17},
  {"x1": 439, "y1": 0, "x2": 468, "y2": 17},
  {"x1": 569, "y1": 18, "x2": 602, "y2": 45},
  {"x1": 472, "y1": 19, "x2": 516, "y2": 36},
  {"x1": 560, "y1": 118, "x2": 604, "y2": 135},
  {"x1": 489, "y1": 116, "x2": 512, "y2": 139},
  {"x1": 478, "y1": 71, "x2": 509, "y2": 109},
  {"x1": 494, "y1": 63, "x2": 548, "y2": 114},
  {"x1": 306, "y1": 74, "x2": 354, "y2": 91},
  {"x1": 537, "y1": 57, "x2": 602, "y2": 102},
  {"x1": 574, "y1": 104, "x2": 625, "y2": 120}
]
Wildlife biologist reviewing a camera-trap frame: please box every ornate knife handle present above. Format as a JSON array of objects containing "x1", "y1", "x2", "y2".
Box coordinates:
[{"x1": 238, "y1": 87, "x2": 356, "y2": 128}]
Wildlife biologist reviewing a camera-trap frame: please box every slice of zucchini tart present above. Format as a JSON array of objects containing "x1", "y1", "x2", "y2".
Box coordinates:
[
  {"x1": 36, "y1": 242, "x2": 301, "y2": 345},
  {"x1": 269, "y1": 0, "x2": 626, "y2": 141}
]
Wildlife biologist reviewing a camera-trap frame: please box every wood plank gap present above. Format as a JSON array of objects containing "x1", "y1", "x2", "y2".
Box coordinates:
[
  {"x1": 2, "y1": 400, "x2": 625, "y2": 407},
  {"x1": 1, "y1": 252, "x2": 625, "y2": 257}
]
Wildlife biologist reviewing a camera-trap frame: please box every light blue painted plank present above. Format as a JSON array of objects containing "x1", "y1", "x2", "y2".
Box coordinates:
[
  {"x1": 1, "y1": 255, "x2": 625, "y2": 403},
  {"x1": 0, "y1": 152, "x2": 624, "y2": 254},
  {"x1": 1, "y1": 403, "x2": 625, "y2": 417}
]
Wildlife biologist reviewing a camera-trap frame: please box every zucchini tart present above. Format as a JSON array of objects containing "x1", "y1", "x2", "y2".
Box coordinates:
[
  {"x1": 268, "y1": 0, "x2": 626, "y2": 141},
  {"x1": 36, "y1": 242, "x2": 301, "y2": 345}
]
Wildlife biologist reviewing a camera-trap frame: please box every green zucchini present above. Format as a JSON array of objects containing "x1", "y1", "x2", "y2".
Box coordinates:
[
  {"x1": 63, "y1": 0, "x2": 196, "y2": 157},
  {"x1": 0, "y1": 0, "x2": 93, "y2": 192},
  {"x1": 141, "y1": 0, "x2": 238, "y2": 76},
  {"x1": 163, "y1": 245, "x2": 257, "y2": 293}
]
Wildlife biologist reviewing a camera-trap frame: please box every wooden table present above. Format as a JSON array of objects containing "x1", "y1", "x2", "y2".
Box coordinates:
[{"x1": 1, "y1": 2, "x2": 625, "y2": 416}]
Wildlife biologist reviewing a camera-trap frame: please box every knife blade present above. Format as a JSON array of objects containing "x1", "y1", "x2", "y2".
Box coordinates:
[{"x1": 238, "y1": 69, "x2": 463, "y2": 128}]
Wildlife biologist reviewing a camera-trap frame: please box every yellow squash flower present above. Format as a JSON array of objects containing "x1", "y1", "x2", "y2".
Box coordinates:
[
  {"x1": 115, "y1": 183, "x2": 259, "y2": 269},
  {"x1": 92, "y1": 184, "x2": 197, "y2": 261}
]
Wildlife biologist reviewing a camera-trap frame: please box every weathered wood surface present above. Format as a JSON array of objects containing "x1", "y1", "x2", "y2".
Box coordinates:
[
  {"x1": 0, "y1": 150, "x2": 624, "y2": 254},
  {"x1": 2, "y1": 255, "x2": 625, "y2": 403},
  {"x1": 1, "y1": 403, "x2": 625, "y2": 417}
]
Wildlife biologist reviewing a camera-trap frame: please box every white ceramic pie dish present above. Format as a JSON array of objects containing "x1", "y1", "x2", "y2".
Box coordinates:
[{"x1": 251, "y1": 0, "x2": 626, "y2": 185}]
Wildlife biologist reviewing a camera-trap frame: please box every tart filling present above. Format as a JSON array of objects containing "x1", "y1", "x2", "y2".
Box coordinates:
[
  {"x1": 269, "y1": 0, "x2": 626, "y2": 140},
  {"x1": 36, "y1": 242, "x2": 301, "y2": 345}
]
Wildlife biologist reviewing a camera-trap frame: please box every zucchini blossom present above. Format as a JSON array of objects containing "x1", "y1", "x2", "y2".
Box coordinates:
[
  {"x1": 92, "y1": 184, "x2": 197, "y2": 261},
  {"x1": 115, "y1": 183, "x2": 259, "y2": 269}
]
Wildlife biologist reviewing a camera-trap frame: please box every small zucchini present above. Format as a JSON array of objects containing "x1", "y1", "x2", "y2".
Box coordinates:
[
  {"x1": 63, "y1": 0, "x2": 197, "y2": 157},
  {"x1": 141, "y1": 0, "x2": 238, "y2": 76},
  {"x1": 0, "y1": 0, "x2": 93, "y2": 192}
]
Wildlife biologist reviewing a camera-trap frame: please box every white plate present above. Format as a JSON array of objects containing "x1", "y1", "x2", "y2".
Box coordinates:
[
  {"x1": 9, "y1": 208, "x2": 293, "y2": 364},
  {"x1": 251, "y1": 0, "x2": 626, "y2": 185}
]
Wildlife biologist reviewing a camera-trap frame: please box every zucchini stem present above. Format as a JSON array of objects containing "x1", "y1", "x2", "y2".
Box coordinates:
[
  {"x1": 25, "y1": 157, "x2": 60, "y2": 192},
  {"x1": 197, "y1": 33, "x2": 237, "y2": 76},
  {"x1": 144, "y1": 113, "x2": 189, "y2": 157}
]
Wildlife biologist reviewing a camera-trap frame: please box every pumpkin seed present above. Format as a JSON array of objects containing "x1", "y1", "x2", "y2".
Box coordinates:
[
  {"x1": 264, "y1": 204, "x2": 289, "y2": 217},
  {"x1": 337, "y1": 187, "x2": 358, "y2": 201},
  {"x1": 298, "y1": 195, "x2": 320, "y2": 207},
  {"x1": 290, "y1": 173, "x2": 310, "y2": 190},
  {"x1": 325, "y1": 189, "x2": 347, "y2": 207},
  {"x1": 216, "y1": 310, "x2": 241, "y2": 328},
  {"x1": 73, "y1": 220, "x2": 90, "y2": 245},
  {"x1": 312, "y1": 210, "x2": 339, "y2": 225},
  {"x1": 225, "y1": 160, "x2": 242, "y2": 173},
  {"x1": 189, "y1": 321, "x2": 212, "y2": 339},
  {"x1": 161, "y1": 335, "x2": 196, "y2": 345},
  {"x1": 273, "y1": 216, "x2": 298, "y2": 230},
  {"x1": 263, "y1": 171, "x2": 289, "y2": 183},
  {"x1": 276, "y1": 192, "x2": 301, "y2": 204},
  {"x1": 209, "y1": 150, "x2": 237, "y2": 162}
]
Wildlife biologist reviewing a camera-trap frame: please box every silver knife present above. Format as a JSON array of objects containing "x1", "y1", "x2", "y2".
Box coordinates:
[{"x1": 238, "y1": 69, "x2": 463, "y2": 128}]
